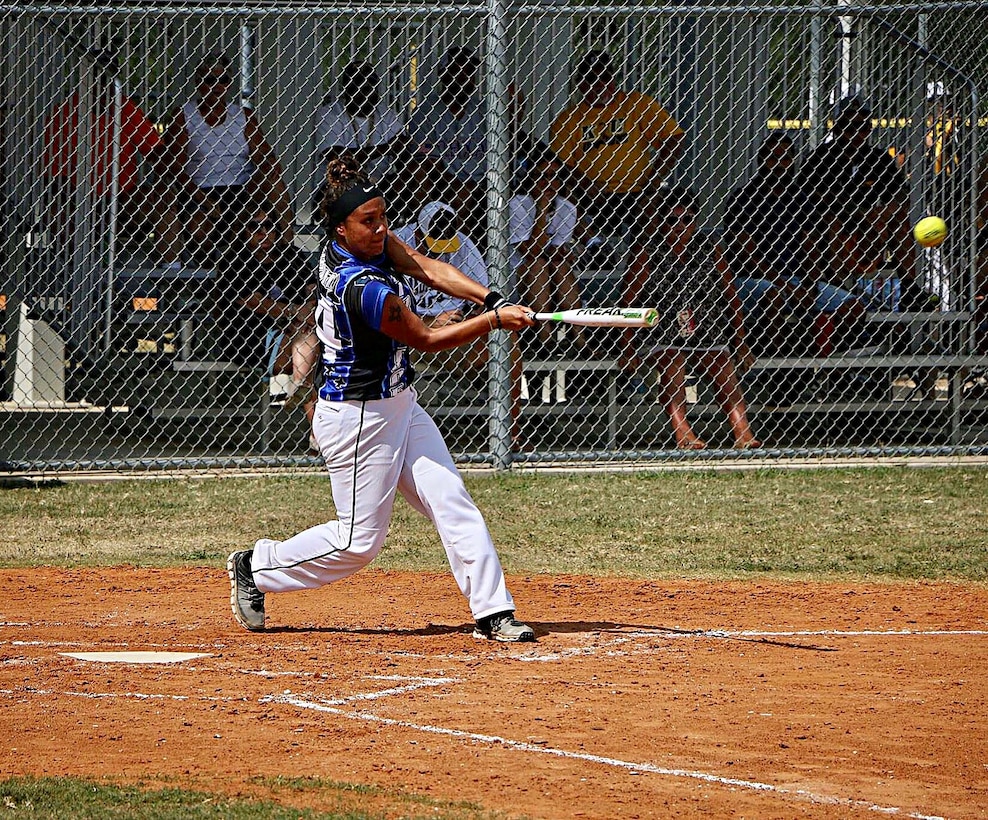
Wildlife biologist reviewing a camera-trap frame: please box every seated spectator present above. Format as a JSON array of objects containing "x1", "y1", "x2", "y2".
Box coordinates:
[
  {"x1": 797, "y1": 96, "x2": 932, "y2": 311},
  {"x1": 550, "y1": 49, "x2": 685, "y2": 237},
  {"x1": 157, "y1": 51, "x2": 294, "y2": 266},
  {"x1": 393, "y1": 200, "x2": 489, "y2": 364},
  {"x1": 43, "y1": 48, "x2": 173, "y2": 262},
  {"x1": 406, "y1": 47, "x2": 488, "y2": 239},
  {"x1": 314, "y1": 61, "x2": 414, "y2": 219},
  {"x1": 723, "y1": 132, "x2": 868, "y2": 355},
  {"x1": 392, "y1": 200, "x2": 526, "y2": 409},
  {"x1": 621, "y1": 189, "x2": 760, "y2": 450},
  {"x1": 509, "y1": 147, "x2": 588, "y2": 356},
  {"x1": 215, "y1": 202, "x2": 317, "y2": 431}
]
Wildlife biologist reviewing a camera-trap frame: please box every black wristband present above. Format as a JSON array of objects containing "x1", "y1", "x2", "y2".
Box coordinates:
[{"x1": 484, "y1": 291, "x2": 509, "y2": 312}]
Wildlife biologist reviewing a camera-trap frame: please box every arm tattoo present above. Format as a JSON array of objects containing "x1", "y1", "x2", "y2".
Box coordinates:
[{"x1": 388, "y1": 302, "x2": 404, "y2": 324}]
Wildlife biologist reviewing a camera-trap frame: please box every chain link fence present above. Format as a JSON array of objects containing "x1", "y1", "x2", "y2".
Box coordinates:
[{"x1": 1, "y1": 0, "x2": 987, "y2": 474}]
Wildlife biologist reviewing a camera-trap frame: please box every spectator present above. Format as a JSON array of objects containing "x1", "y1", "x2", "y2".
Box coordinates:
[
  {"x1": 621, "y1": 189, "x2": 760, "y2": 450},
  {"x1": 314, "y1": 61, "x2": 411, "y2": 216},
  {"x1": 158, "y1": 51, "x2": 293, "y2": 266},
  {"x1": 393, "y1": 201, "x2": 489, "y2": 323},
  {"x1": 509, "y1": 147, "x2": 588, "y2": 356},
  {"x1": 550, "y1": 49, "x2": 685, "y2": 236},
  {"x1": 723, "y1": 132, "x2": 868, "y2": 355},
  {"x1": 392, "y1": 201, "x2": 528, "y2": 423},
  {"x1": 215, "y1": 203, "x2": 316, "y2": 406},
  {"x1": 43, "y1": 48, "x2": 172, "y2": 262},
  {"x1": 922, "y1": 86, "x2": 962, "y2": 309},
  {"x1": 797, "y1": 96, "x2": 930, "y2": 311},
  {"x1": 393, "y1": 202, "x2": 500, "y2": 373},
  {"x1": 924, "y1": 84, "x2": 961, "y2": 179},
  {"x1": 406, "y1": 47, "x2": 487, "y2": 238}
]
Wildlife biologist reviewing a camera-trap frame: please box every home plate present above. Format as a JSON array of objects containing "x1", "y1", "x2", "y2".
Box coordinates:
[{"x1": 61, "y1": 652, "x2": 210, "y2": 664}]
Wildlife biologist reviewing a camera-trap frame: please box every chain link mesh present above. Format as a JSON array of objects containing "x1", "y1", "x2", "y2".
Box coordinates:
[{"x1": 2, "y1": 1, "x2": 987, "y2": 473}]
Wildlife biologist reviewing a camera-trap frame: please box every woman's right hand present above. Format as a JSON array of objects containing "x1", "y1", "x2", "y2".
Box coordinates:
[{"x1": 492, "y1": 304, "x2": 537, "y2": 332}]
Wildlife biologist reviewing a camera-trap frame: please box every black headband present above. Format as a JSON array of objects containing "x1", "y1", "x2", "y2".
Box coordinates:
[{"x1": 327, "y1": 184, "x2": 385, "y2": 226}]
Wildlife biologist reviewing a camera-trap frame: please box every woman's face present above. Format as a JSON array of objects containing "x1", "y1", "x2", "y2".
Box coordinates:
[
  {"x1": 661, "y1": 206, "x2": 697, "y2": 243},
  {"x1": 336, "y1": 197, "x2": 388, "y2": 259}
]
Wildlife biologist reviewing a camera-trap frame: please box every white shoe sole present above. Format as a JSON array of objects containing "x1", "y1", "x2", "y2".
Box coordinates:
[{"x1": 472, "y1": 626, "x2": 536, "y2": 643}]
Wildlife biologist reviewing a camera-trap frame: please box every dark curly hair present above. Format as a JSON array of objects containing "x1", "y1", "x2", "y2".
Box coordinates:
[{"x1": 317, "y1": 156, "x2": 376, "y2": 231}]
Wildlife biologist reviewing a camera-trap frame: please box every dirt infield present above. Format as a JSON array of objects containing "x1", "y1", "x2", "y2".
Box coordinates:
[{"x1": 1, "y1": 568, "x2": 986, "y2": 819}]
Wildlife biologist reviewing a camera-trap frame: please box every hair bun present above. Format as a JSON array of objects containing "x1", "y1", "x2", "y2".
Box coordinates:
[{"x1": 325, "y1": 156, "x2": 360, "y2": 188}]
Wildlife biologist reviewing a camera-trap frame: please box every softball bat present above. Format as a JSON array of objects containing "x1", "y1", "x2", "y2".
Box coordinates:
[{"x1": 528, "y1": 307, "x2": 659, "y2": 328}]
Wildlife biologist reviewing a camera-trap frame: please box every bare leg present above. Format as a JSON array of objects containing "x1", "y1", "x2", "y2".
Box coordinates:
[
  {"x1": 273, "y1": 330, "x2": 319, "y2": 412},
  {"x1": 291, "y1": 331, "x2": 320, "y2": 387},
  {"x1": 549, "y1": 247, "x2": 588, "y2": 349},
  {"x1": 657, "y1": 349, "x2": 704, "y2": 449},
  {"x1": 702, "y1": 350, "x2": 760, "y2": 449}
]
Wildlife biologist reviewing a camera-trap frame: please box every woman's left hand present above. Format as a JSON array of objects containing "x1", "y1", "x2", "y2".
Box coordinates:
[{"x1": 494, "y1": 304, "x2": 537, "y2": 332}]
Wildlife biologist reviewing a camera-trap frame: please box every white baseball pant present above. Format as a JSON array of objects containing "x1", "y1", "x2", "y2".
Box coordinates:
[{"x1": 250, "y1": 387, "x2": 515, "y2": 620}]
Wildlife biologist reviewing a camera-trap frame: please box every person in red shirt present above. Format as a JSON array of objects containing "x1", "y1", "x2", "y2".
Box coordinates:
[{"x1": 43, "y1": 50, "x2": 174, "y2": 261}]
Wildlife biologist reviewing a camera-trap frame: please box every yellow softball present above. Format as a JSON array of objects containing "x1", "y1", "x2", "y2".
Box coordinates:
[{"x1": 913, "y1": 216, "x2": 947, "y2": 248}]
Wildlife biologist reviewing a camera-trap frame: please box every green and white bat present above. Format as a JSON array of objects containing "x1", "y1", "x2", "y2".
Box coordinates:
[{"x1": 529, "y1": 307, "x2": 658, "y2": 328}]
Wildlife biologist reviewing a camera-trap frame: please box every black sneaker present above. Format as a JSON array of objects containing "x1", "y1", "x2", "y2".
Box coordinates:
[
  {"x1": 473, "y1": 611, "x2": 535, "y2": 642},
  {"x1": 227, "y1": 549, "x2": 265, "y2": 631}
]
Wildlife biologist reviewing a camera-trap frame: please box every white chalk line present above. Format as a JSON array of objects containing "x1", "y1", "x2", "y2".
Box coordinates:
[
  {"x1": 259, "y1": 675, "x2": 457, "y2": 708},
  {"x1": 268, "y1": 688, "x2": 948, "y2": 820},
  {"x1": 0, "y1": 687, "x2": 243, "y2": 703}
]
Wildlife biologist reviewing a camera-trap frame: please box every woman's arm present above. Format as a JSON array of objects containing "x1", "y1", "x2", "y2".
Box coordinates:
[
  {"x1": 379, "y1": 294, "x2": 533, "y2": 354},
  {"x1": 385, "y1": 231, "x2": 491, "y2": 306}
]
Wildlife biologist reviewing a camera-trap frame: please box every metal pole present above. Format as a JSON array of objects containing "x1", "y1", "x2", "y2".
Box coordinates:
[
  {"x1": 484, "y1": 0, "x2": 513, "y2": 470},
  {"x1": 965, "y1": 87, "x2": 979, "y2": 325},
  {"x1": 807, "y1": 1, "x2": 823, "y2": 149},
  {"x1": 240, "y1": 22, "x2": 255, "y2": 109},
  {"x1": 103, "y1": 76, "x2": 123, "y2": 355},
  {"x1": 69, "y1": 59, "x2": 96, "y2": 358},
  {"x1": 837, "y1": 0, "x2": 853, "y2": 100}
]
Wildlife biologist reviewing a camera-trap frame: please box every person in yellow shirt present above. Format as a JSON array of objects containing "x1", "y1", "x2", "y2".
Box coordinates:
[{"x1": 550, "y1": 49, "x2": 685, "y2": 234}]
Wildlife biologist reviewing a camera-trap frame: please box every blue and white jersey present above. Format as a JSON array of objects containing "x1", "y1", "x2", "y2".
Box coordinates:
[{"x1": 316, "y1": 238, "x2": 417, "y2": 401}]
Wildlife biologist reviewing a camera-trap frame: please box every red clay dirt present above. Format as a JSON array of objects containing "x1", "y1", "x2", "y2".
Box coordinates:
[{"x1": 1, "y1": 568, "x2": 986, "y2": 819}]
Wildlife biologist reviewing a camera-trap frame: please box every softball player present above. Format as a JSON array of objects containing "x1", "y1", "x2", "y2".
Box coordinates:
[{"x1": 228, "y1": 157, "x2": 537, "y2": 642}]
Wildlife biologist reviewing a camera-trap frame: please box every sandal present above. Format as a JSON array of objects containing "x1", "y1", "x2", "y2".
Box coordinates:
[
  {"x1": 734, "y1": 438, "x2": 762, "y2": 450},
  {"x1": 676, "y1": 436, "x2": 707, "y2": 451}
]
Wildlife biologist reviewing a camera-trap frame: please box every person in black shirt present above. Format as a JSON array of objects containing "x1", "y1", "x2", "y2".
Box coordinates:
[
  {"x1": 724, "y1": 132, "x2": 866, "y2": 354},
  {"x1": 797, "y1": 96, "x2": 923, "y2": 310}
]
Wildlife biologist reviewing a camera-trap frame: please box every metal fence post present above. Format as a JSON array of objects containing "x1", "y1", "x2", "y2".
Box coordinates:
[{"x1": 485, "y1": 0, "x2": 513, "y2": 470}]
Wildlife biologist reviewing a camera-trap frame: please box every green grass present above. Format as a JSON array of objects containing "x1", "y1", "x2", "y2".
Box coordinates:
[
  {"x1": 1, "y1": 466, "x2": 986, "y2": 580},
  {"x1": 0, "y1": 776, "x2": 503, "y2": 820}
]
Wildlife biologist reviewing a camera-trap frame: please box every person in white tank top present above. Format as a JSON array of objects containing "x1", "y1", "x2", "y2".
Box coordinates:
[{"x1": 157, "y1": 52, "x2": 293, "y2": 265}]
